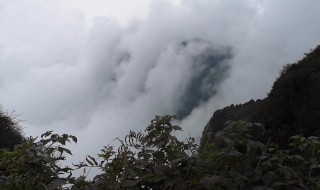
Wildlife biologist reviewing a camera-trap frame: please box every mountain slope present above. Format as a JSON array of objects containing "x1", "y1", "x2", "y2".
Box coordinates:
[{"x1": 203, "y1": 45, "x2": 320, "y2": 146}]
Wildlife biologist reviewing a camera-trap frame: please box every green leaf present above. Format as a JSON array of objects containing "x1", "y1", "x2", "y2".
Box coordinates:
[
  {"x1": 70, "y1": 135, "x2": 77, "y2": 144},
  {"x1": 88, "y1": 155, "x2": 98, "y2": 166},
  {"x1": 57, "y1": 137, "x2": 66, "y2": 145},
  {"x1": 41, "y1": 131, "x2": 53, "y2": 138},
  {"x1": 86, "y1": 156, "x2": 94, "y2": 166},
  {"x1": 58, "y1": 147, "x2": 72, "y2": 155}
]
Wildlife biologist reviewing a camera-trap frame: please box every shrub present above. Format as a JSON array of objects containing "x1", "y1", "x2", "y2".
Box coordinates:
[
  {"x1": 0, "y1": 108, "x2": 24, "y2": 150},
  {"x1": 0, "y1": 131, "x2": 76, "y2": 190},
  {"x1": 1, "y1": 115, "x2": 319, "y2": 189}
]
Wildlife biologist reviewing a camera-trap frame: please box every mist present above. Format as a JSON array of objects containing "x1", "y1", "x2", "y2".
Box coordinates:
[{"x1": 1, "y1": 0, "x2": 320, "y2": 165}]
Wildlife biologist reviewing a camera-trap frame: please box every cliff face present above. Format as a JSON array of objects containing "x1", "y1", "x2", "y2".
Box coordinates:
[{"x1": 203, "y1": 45, "x2": 320, "y2": 146}]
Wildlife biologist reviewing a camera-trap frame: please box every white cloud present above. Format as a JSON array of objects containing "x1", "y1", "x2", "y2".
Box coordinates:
[{"x1": 1, "y1": 0, "x2": 320, "y2": 174}]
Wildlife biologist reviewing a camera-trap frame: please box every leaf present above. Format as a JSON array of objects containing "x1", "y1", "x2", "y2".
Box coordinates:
[
  {"x1": 41, "y1": 131, "x2": 53, "y2": 138},
  {"x1": 88, "y1": 155, "x2": 98, "y2": 166},
  {"x1": 170, "y1": 158, "x2": 184, "y2": 166},
  {"x1": 153, "y1": 165, "x2": 170, "y2": 176},
  {"x1": 273, "y1": 181, "x2": 288, "y2": 187},
  {"x1": 93, "y1": 174, "x2": 105, "y2": 182},
  {"x1": 247, "y1": 140, "x2": 266, "y2": 150},
  {"x1": 99, "y1": 160, "x2": 105, "y2": 166},
  {"x1": 310, "y1": 163, "x2": 320, "y2": 170},
  {"x1": 121, "y1": 180, "x2": 137, "y2": 187},
  {"x1": 200, "y1": 176, "x2": 227, "y2": 188},
  {"x1": 58, "y1": 147, "x2": 72, "y2": 155},
  {"x1": 70, "y1": 135, "x2": 77, "y2": 144},
  {"x1": 37, "y1": 184, "x2": 48, "y2": 190},
  {"x1": 172, "y1": 125, "x2": 182, "y2": 131},
  {"x1": 40, "y1": 139, "x2": 51, "y2": 146},
  {"x1": 47, "y1": 178, "x2": 67, "y2": 189},
  {"x1": 57, "y1": 137, "x2": 66, "y2": 145},
  {"x1": 45, "y1": 147, "x2": 55, "y2": 155},
  {"x1": 58, "y1": 167, "x2": 73, "y2": 173},
  {"x1": 86, "y1": 156, "x2": 94, "y2": 166}
]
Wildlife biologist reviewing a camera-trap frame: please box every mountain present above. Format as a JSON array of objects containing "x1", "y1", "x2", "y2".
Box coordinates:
[{"x1": 202, "y1": 45, "x2": 320, "y2": 146}]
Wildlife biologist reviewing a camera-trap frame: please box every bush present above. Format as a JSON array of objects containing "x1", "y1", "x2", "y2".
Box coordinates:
[
  {"x1": 0, "y1": 131, "x2": 76, "y2": 190},
  {"x1": 0, "y1": 108, "x2": 24, "y2": 150},
  {"x1": 1, "y1": 115, "x2": 319, "y2": 189}
]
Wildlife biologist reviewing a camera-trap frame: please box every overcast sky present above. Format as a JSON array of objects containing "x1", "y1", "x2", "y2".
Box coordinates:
[{"x1": 1, "y1": 0, "x2": 320, "y2": 169}]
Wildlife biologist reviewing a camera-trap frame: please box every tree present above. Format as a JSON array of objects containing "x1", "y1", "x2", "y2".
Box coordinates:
[{"x1": 0, "y1": 107, "x2": 24, "y2": 150}]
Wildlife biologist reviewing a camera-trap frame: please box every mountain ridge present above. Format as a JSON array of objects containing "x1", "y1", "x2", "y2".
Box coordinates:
[{"x1": 202, "y1": 45, "x2": 320, "y2": 146}]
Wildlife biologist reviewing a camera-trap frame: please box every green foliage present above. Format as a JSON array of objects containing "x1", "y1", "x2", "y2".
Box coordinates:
[
  {"x1": 74, "y1": 115, "x2": 199, "y2": 189},
  {"x1": 267, "y1": 46, "x2": 320, "y2": 139},
  {"x1": 0, "y1": 131, "x2": 76, "y2": 190},
  {"x1": 202, "y1": 121, "x2": 320, "y2": 189},
  {"x1": 1, "y1": 115, "x2": 319, "y2": 189},
  {"x1": 203, "y1": 45, "x2": 320, "y2": 146},
  {"x1": 0, "y1": 108, "x2": 24, "y2": 150},
  {"x1": 74, "y1": 116, "x2": 320, "y2": 189}
]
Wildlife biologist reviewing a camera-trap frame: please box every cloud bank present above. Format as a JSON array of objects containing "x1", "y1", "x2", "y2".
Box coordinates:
[{"x1": 1, "y1": 0, "x2": 320, "y2": 164}]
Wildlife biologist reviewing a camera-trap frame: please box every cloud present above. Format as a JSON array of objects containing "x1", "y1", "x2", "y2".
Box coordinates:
[{"x1": 1, "y1": 0, "x2": 320, "y2": 169}]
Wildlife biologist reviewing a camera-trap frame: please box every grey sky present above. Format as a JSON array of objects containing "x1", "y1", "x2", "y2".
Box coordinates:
[{"x1": 1, "y1": 0, "x2": 320, "y2": 166}]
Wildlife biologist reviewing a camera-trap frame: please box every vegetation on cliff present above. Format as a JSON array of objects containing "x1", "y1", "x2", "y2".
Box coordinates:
[{"x1": 204, "y1": 46, "x2": 320, "y2": 146}]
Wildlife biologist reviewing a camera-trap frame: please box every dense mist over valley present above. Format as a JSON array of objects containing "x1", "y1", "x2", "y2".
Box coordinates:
[{"x1": 1, "y1": 0, "x2": 320, "y2": 164}]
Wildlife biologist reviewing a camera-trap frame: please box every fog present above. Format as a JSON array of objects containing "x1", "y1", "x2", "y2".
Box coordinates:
[{"x1": 1, "y1": 0, "x2": 320, "y2": 166}]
